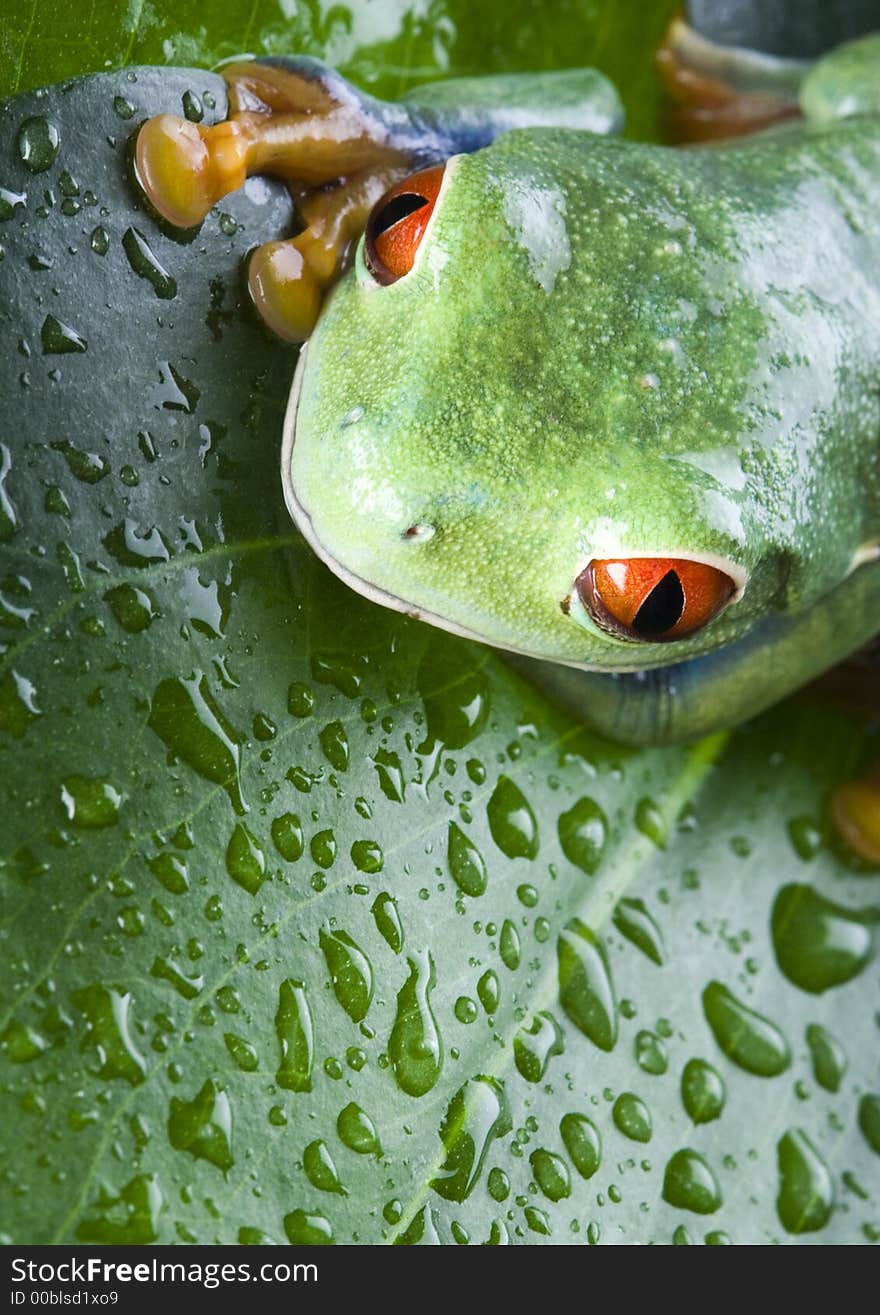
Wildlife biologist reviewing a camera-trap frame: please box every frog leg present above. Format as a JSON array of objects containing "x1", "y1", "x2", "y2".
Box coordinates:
[
  {"x1": 135, "y1": 57, "x2": 623, "y2": 341},
  {"x1": 657, "y1": 16, "x2": 806, "y2": 142}
]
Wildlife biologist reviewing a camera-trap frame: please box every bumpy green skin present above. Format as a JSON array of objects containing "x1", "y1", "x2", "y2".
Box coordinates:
[{"x1": 288, "y1": 39, "x2": 880, "y2": 743}]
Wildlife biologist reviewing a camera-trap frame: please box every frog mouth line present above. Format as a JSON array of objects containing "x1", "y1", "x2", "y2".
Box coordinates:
[{"x1": 280, "y1": 349, "x2": 748, "y2": 673}]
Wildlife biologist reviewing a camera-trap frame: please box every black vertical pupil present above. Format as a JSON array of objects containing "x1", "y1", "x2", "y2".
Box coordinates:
[
  {"x1": 633, "y1": 570, "x2": 685, "y2": 636},
  {"x1": 369, "y1": 192, "x2": 429, "y2": 240}
]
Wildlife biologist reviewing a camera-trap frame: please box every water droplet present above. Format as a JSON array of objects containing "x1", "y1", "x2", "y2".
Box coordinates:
[
  {"x1": 612, "y1": 1092, "x2": 652, "y2": 1142},
  {"x1": 389, "y1": 950, "x2": 442, "y2": 1096},
  {"x1": 635, "y1": 795, "x2": 666, "y2": 848},
  {"x1": 0, "y1": 670, "x2": 41, "y2": 738},
  {"x1": 122, "y1": 226, "x2": 177, "y2": 299},
  {"x1": 499, "y1": 919, "x2": 521, "y2": 971},
  {"x1": 488, "y1": 776, "x2": 538, "y2": 859},
  {"x1": 681, "y1": 1058, "x2": 725, "y2": 1123},
  {"x1": 418, "y1": 642, "x2": 490, "y2": 747},
  {"x1": 60, "y1": 775, "x2": 122, "y2": 829},
  {"x1": 303, "y1": 1139, "x2": 346, "y2": 1195},
  {"x1": 702, "y1": 981, "x2": 790, "y2": 1076},
  {"x1": 805, "y1": 1024, "x2": 846, "y2": 1093},
  {"x1": 148, "y1": 852, "x2": 189, "y2": 894},
  {"x1": 337, "y1": 1101, "x2": 381, "y2": 1155},
  {"x1": 447, "y1": 822, "x2": 487, "y2": 897},
  {"x1": 76, "y1": 1174, "x2": 162, "y2": 1243},
  {"x1": 150, "y1": 956, "x2": 203, "y2": 999},
  {"x1": 271, "y1": 812, "x2": 303, "y2": 862},
  {"x1": 393, "y1": 1206, "x2": 440, "y2": 1245},
  {"x1": 776, "y1": 1129, "x2": 834, "y2": 1234},
  {"x1": 371, "y1": 892, "x2": 403, "y2": 952},
  {"x1": 225, "y1": 823, "x2": 266, "y2": 895},
  {"x1": 560, "y1": 1112, "x2": 601, "y2": 1179},
  {"x1": 454, "y1": 996, "x2": 477, "y2": 1023},
  {"x1": 557, "y1": 918, "x2": 617, "y2": 1051},
  {"x1": 275, "y1": 979, "x2": 313, "y2": 1093},
  {"x1": 41, "y1": 314, "x2": 87, "y2": 354},
  {"x1": 18, "y1": 116, "x2": 60, "y2": 173},
  {"x1": 662, "y1": 1149, "x2": 721, "y2": 1215},
  {"x1": 182, "y1": 89, "x2": 203, "y2": 122},
  {"x1": 168, "y1": 1079, "x2": 233, "y2": 1171},
  {"x1": 0, "y1": 444, "x2": 19, "y2": 540},
  {"x1": 634, "y1": 1029, "x2": 668, "y2": 1075},
  {"x1": 788, "y1": 815, "x2": 823, "y2": 860},
  {"x1": 477, "y1": 969, "x2": 499, "y2": 1014},
  {"x1": 320, "y1": 927, "x2": 373, "y2": 1023},
  {"x1": 558, "y1": 796, "x2": 608, "y2": 875},
  {"x1": 148, "y1": 674, "x2": 244, "y2": 814},
  {"x1": 103, "y1": 518, "x2": 170, "y2": 567},
  {"x1": 90, "y1": 225, "x2": 110, "y2": 255},
  {"x1": 311, "y1": 829, "x2": 337, "y2": 869},
  {"x1": 0, "y1": 1020, "x2": 48, "y2": 1062},
  {"x1": 771, "y1": 884, "x2": 875, "y2": 994},
  {"x1": 612, "y1": 897, "x2": 665, "y2": 965},
  {"x1": 104, "y1": 583, "x2": 157, "y2": 632},
  {"x1": 51, "y1": 438, "x2": 109, "y2": 483},
  {"x1": 373, "y1": 748, "x2": 405, "y2": 801},
  {"x1": 0, "y1": 186, "x2": 27, "y2": 221},
  {"x1": 284, "y1": 1210, "x2": 333, "y2": 1245},
  {"x1": 224, "y1": 1032, "x2": 258, "y2": 1072},
  {"x1": 351, "y1": 839, "x2": 383, "y2": 873},
  {"x1": 488, "y1": 1166, "x2": 510, "y2": 1201},
  {"x1": 858, "y1": 1093, "x2": 880, "y2": 1154},
  {"x1": 287, "y1": 682, "x2": 315, "y2": 717},
  {"x1": 319, "y1": 720, "x2": 349, "y2": 771},
  {"x1": 431, "y1": 1075, "x2": 511, "y2": 1202},
  {"x1": 514, "y1": 1011, "x2": 564, "y2": 1082},
  {"x1": 71, "y1": 985, "x2": 145, "y2": 1085},
  {"x1": 524, "y1": 1206, "x2": 551, "y2": 1236}
]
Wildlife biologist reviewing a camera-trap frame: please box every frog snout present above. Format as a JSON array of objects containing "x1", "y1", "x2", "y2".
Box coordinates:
[{"x1": 574, "y1": 556, "x2": 739, "y2": 642}]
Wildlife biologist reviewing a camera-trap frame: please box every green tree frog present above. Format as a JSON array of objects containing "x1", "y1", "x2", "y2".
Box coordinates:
[{"x1": 137, "y1": 31, "x2": 880, "y2": 748}]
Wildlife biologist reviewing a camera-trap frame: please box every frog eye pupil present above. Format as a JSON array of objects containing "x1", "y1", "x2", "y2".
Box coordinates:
[
  {"x1": 364, "y1": 163, "x2": 446, "y2": 285},
  {"x1": 632, "y1": 569, "x2": 684, "y2": 636}
]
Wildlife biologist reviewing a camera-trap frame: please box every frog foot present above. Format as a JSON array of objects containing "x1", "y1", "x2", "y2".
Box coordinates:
[
  {"x1": 656, "y1": 16, "x2": 805, "y2": 142},
  {"x1": 134, "y1": 58, "x2": 418, "y2": 341},
  {"x1": 832, "y1": 771, "x2": 880, "y2": 864}
]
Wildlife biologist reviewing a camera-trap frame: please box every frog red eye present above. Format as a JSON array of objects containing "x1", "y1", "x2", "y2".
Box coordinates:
[
  {"x1": 364, "y1": 164, "x2": 445, "y2": 285},
  {"x1": 576, "y1": 557, "x2": 737, "y2": 642}
]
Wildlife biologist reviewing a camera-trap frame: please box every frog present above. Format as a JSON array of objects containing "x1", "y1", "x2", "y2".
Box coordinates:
[{"x1": 135, "y1": 24, "x2": 880, "y2": 760}]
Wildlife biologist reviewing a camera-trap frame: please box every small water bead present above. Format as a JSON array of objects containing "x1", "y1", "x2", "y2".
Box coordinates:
[
  {"x1": 530, "y1": 1149, "x2": 571, "y2": 1202},
  {"x1": 319, "y1": 927, "x2": 373, "y2": 1023},
  {"x1": 351, "y1": 839, "x2": 383, "y2": 873},
  {"x1": 612, "y1": 1093, "x2": 652, "y2": 1143},
  {"x1": 612, "y1": 897, "x2": 665, "y2": 966},
  {"x1": 268, "y1": 1106, "x2": 287, "y2": 1127},
  {"x1": 702, "y1": 981, "x2": 790, "y2": 1076},
  {"x1": 858, "y1": 1094, "x2": 880, "y2": 1154},
  {"x1": 788, "y1": 815, "x2": 824, "y2": 860},
  {"x1": 681, "y1": 1058, "x2": 725, "y2": 1123},
  {"x1": 447, "y1": 822, "x2": 487, "y2": 897},
  {"x1": 319, "y1": 720, "x2": 349, "y2": 771},
  {"x1": 225, "y1": 823, "x2": 266, "y2": 895},
  {"x1": 346, "y1": 1046, "x2": 366, "y2": 1071},
  {"x1": 41, "y1": 314, "x2": 87, "y2": 355},
  {"x1": 488, "y1": 1167, "x2": 510, "y2": 1202},
  {"x1": 477, "y1": 970, "x2": 499, "y2": 1014},
  {"x1": 560, "y1": 1112, "x2": 601, "y2": 1179},
  {"x1": 488, "y1": 776, "x2": 539, "y2": 859},
  {"x1": 337, "y1": 1102, "x2": 381, "y2": 1155},
  {"x1": 287, "y1": 682, "x2": 315, "y2": 717},
  {"x1": 431, "y1": 1076, "x2": 511, "y2": 1202},
  {"x1": 672, "y1": 1225, "x2": 692, "y2": 1245},
  {"x1": 499, "y1": 920, "x2": 521, "y2": 970},
  {"x1": 557, "y1": 918, "x2": 617, "y2": 1052},
  {"x1": 167, "y1": 1079, "x2": 233, "y2": 1172},
  {"x1": 662, "y1": 1149, "x2": 722, "y2": 1215},
  {"x1": 223, "y1": 1032, "x2": 258, "y2": 1072},
  {"x1": 148, "y1": 852, "x2": 189, "y2": 895},
  {"x1": 18, "y1": 116, "x2": 60, "y2": 172},
  {"x1": 534, "y1": 917, "x2": 550, "y2": 943},
  {"x1": 284, "y1": 1211, "x2": 333, "y2": 1245},
  {"x1": 275, "y1": 979, "x2": 313, "y2": 1093},
  {"x1": 113, "y1": 95, "x2": 136, "y2": 119},
  {"x1": 776, "y1": 1129, "x2": 834, "y2": 1234},
  {"x1": 323, "y1": 1057, "x2": 343, "y2": 1080},
  {"x1": 389, "y1": 950, "x2": 442, "y2": 1096},
  {"x1": 557, "y1": 796, "x2": 608, "y2": 875},
  {"x1": 514, "y1": 1011, "x2": 564, "y2": 1083},
  {"x1": 705, "y1": 1231, "x2": 731, "y2": 1245},
  {"x1": 634, "y1": 1030, "x2": 668, "y2": 1076},
  {"x1": 271, "y1": 813, "x2": 303, "y2": 862},
  {"x1": 805, "y1": 1024, "x2": 847, "y2": 1093},
  {"x1": 148, "y1": 674, "x2": 244, "y2": 814},
  {"x1": 454, "y1": 996, "x2": 478, "y2": 1024},
  {"x1": 60, "y1": 776, "x2": 122, "y2": 829},
  {"x1": 371, "y1": 892, "x2": 403, "y2": 953},
  {"x1": 771, "y1": 884, "x2": 875, "y2": 993},
  {"x1": 634, "y1": 796, "x2": 667, "y2": 848},
  {"x1": 524, "y1": 1206, "x2": 550, "y2": 1236},
  {"x1": 517, "y1": 884, "x2": 538, "y2": 908},
  {"x1": 310, "y1": 829, "x2": 336, "y2": 869},
  {"x1": 303, "y1": 1140, "x2": 345, "y2": 1195}
]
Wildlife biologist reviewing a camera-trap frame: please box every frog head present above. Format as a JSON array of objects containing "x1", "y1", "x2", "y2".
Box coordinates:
[{"x1": 283, "y1": 130, "x2": 866, "y2": 671}]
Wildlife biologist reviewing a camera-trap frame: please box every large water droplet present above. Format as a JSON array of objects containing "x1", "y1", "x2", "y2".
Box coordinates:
[
  {"x1": 613, "y1": 897, "x2": 665, "y2": 965},
  {"x1": 319, "y1": 720, "x2": 349, "y2": 772},
  {"x1": 662, "y1": 1149, "x2": 722, "y2": 1215},
  {"x1": 373, "y1": 748, "x2": 405, "y2": 801},
  {"x1": 275, "y1": 979, "x2": 313, "y2": 1093},
  {"x1": 634, "y1": 1029, "x2": 668, "y2": 1075},
  {"x1": 103, "y1": 518, "x2": 170, "y2": 567},
  {"x1": 18, "y1": 116, "x2": 60, "y2": 172},
  {"x1": 776, "y1": 1129, "x2": 833, "y2": 1234},
  {"x1": 303, "y1": 1139, "x2": 346, "y2": 1195},
  {"x1": 271, "y1": 812, "x2": 303, "y2": 862},
  {"x1": 771, "y1": 884, "x2": 875, "y2": 993},
  {"x1": 168, "y1": 1079, "x2": 233, "y2": 1171},
  {"x1": 560, "y1": 1112, "x2": 601, "y2": 1179},
  {"x1": 499, "y1": 919, "x2": 521, "y2": 971},
  {"x1": 418, "y1": 642, "x2": 490, "y2": 747},
  {"x1": 557, "y1": 918, "x2": 617, "y2": 1051},
  {"x1": 71, "y1": 984, "x2": 145, "y2": 1085},
  {"x1": 122, "y1": 226, "x2": 177, "y2": 299},
  {"x1": 224, "y1": 1032, "x2": 258, "y2": 1072},
  {"x1": 805, "y1": 1024, "x2": 846, "y2": 1093},
  {"x1": 75, "y1": 1174, "x2": 162, "y2": 1243},
  {"x1": 447, "y1": 822, "x2": 487, "y2": 897},
  {"x1": 514, "y1": 1011, "x2": 564, "y2": 1083},
  {"x1": 612, "y1": 1092, "x2": 652, "y2": 1142},
  {"x1": 431, "y1": 1075, "x2": 511, "y2": 1202},
  {"x1": 148, "y1": 674, "x2": 244, "y2": 814},
  {"x1": 60, "y1": 776, "x2": 122, "y2": 829},
  {"x1": 488, "y1": 776, "x2": 538, "y2": 859},
  {"x1": 104, "y1": 583, "x2": 157, "y2": 632},
  {"x1": 858, "y1": 1093, "x2": 880, "y2": 1154},
  {"x1": 284, "y1": 1210, "x2": 333, "y2": 1244},
  {"x1": 320, "y1": 927, "x2": 373, "y2": 1023},
  {"x1": 558, "y1": 796, "x2": 608, "y2": 874},
  {"x1": 393, "y1": 1206, "x2": 440, "y2": 1245},
  {"x1": 477, "y1": 969, "x2": 499, "y2": 1014},
  {"x1": 41, "y1": 314, "x2": 87, "y2": 354},
  {"x1": 371, "y1": 892, "x2": 403, "y2": 953},
  {"x1": 51, "y1": 438, "x2": 109, "y2": 483},
  {"x1": 530, "y1": 1149, "x2": 571, "y2": 1202},
  {"x1": 225, "y1": 823, "x2": 266, "y2": 894},
  {"x1": 337, "y1": 1101, "x2": 381, "y2": 1155},
  {"x1": 389, "y1": 950, "x2": 442, "y2": 1096},
  {"x1": 702, "y1": 981, "x2": 790, "y2": 1076},
  {"x1": 681, "y1": 1058, "x2": 725, "y2": 1123}
]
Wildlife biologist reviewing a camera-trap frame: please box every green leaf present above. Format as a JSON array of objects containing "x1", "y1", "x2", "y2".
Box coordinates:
[{"x1": 1, "y1": 5, "x2": 879, "y2": 1247}]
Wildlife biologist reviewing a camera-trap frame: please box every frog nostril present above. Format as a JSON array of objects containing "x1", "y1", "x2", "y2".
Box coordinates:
[{"x1": 576, "y1": 556, "x2": 736, "y2": 642}]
